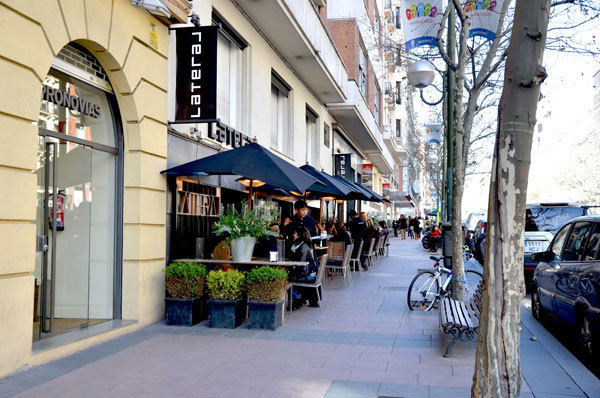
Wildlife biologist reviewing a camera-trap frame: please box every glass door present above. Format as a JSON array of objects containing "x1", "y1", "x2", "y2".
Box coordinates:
[{"x1": 35, "y1": 136, "x2": 93, "y2": 341}]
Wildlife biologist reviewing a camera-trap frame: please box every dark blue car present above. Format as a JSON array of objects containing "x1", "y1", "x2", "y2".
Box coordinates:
[{"x1": 531, "y1": 215, "x2": 600, "y2": 358}]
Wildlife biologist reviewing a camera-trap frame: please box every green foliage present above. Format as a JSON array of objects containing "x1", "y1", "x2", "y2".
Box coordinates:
[
  {"x1": 206, "y1": 269, "x2": 245, "y2": 301},
  {"x1": 164, "y1": 261, "x2": 207, "y2": 299},
  {"x1": 245, "y1": 266, "x2": 288, "y2": 303},
  {"x1": 213, "y1": 201, "x2": 279, "y2": 243}
]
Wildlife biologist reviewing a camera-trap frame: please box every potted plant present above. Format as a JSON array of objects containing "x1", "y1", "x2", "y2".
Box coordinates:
[
  {"x1": 206, "y1": 269, "x2": 246, "y2": 328},
  {"x1": 213, "y1": 202, "x2": 278, "y2": 261},
  {"x1": 164, "y1": 261, "x2": 207, "y2": 326},
  {"x1": 245, "y1": 266, "x2": 288, "y2": 330}
]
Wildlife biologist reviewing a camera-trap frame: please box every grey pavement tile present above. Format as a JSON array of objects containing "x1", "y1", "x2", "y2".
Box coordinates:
[
  {"x1": 357, "y1": 337, "x2": 396, "y2": 347},
  {"x1": 394, "y1": 339, "x2": 431, "y2": 348},
  {"x1": 324, "y1": 380, "x2": 380, "y2": 398},
  {"x1": 377, "y1": 383, "x2": 429, "y2": 398},
  {"x1": 347, "y1": 369, "x2": 418, "y2": 385},
  {"x1": 321, "y1": 358, "x2": 388, "y2": 372},
  {"x1": 429, "y1": 386, "x2": 471, "y2": 398}
]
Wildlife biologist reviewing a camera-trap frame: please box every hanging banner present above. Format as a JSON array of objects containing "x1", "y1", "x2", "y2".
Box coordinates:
[
  {"x1": 401, "y1": 0, "x2": 443, "y2": 51},
  {"x1": 465, "y1": 0, "x2": 504, "y2": 40},
  {"x1": 175, "y1": 26, "x2": 218, "y2": 122},
  {"x1": 362, "y1": 164, "x2": 373, "y2": 188},
  {"x1": 334, "y1": 154, "x2": 352, "y2": 181},
  {"x1": 424, "y1": 123, "x2": 442, "y2": 145}
]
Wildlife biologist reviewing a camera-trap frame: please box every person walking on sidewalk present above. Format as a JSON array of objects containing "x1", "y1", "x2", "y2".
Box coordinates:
[
  {"x1": 399, "y1": 215, "x2": 407, "y2": 239},
  {"x1": 407, "y1": 216, "x2": 415, "y2": 239},
  {"x1": 413, "y1": 217, "x2": 422, "y2": 239}
]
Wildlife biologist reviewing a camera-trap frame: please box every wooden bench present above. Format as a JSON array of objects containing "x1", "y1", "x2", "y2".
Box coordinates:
[{"x1": 438, "y1": 282, "x2": 482, "y2": 358}]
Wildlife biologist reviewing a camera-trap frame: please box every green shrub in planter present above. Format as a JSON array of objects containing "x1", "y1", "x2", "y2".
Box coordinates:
[
  {"x1": 245, "y1": 266, "x2": 288, "y2": 303},
  {"x1": 165, "y1": 261, "x2": 207, "y2": 299},
  {"x1": 206, "y1": 269, "x2": 245, "y2": 301}
]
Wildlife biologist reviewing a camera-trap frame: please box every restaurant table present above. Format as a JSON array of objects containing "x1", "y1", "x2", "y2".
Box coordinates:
[{"x1": 173, "y1": 259, "x2": 308, "y2": 268}]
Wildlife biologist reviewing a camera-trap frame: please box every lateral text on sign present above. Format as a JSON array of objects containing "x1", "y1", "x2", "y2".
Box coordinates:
[
  {"x1": 175, "y1": 26, "x2": 218, "y2": 122},
  {"x1": 335, "y1": 154, "x2": 352, "y2": 182}
]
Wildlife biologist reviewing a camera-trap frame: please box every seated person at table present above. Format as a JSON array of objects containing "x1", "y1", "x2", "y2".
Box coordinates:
[
  {"x1": 212, "y1": 235, "x2": 233, "y2": 271},
  {"x1": 287, "y1": 226, "x2": 320, "y2": 308},
  {"x1": 332, "y1": 221, "x2": 352, "y2": 246}
]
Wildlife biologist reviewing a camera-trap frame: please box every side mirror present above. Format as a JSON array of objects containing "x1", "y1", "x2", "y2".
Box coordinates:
[{"x1": 530, "y1": 251, "x2": 555, "y2": 263}]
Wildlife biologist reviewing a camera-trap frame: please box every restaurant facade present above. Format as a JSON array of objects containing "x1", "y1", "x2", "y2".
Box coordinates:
[{"x1": 0, "y1": 0, "x2": 416, "y2": 378}]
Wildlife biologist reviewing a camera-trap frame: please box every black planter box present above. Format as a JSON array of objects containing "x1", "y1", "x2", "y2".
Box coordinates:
[
  {"x1": 165, "y1": 297, "x2": 205, "y2": 326},
  {"x1": 207, "y1": 299, "x2": 246, "y2": 328},
  {"x1": 247, "y1": 301, "x2": 284, "y2": 330}
]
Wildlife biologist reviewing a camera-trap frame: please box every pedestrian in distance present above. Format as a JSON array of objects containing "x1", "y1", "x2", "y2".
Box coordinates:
[{"x1": 399, "y1": 215, "x2": 407, "y2": 239}]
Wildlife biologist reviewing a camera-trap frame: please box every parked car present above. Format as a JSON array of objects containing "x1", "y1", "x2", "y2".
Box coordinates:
[
  {"x1": 464, "y1": 211, "x2": 487, "y2": 250},
  {"x1": 524, "y1": 203, "x2": 588, "y2": 285},
  {"x1": 471, "y1": 219, "x2": 487, "y2": 265},
  {"x1": 530, "y1": 215, "x2": 600, "y2": 358}
]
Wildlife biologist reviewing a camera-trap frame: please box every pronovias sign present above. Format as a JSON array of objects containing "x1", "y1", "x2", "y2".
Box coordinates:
[{"x1": 42, "y1": 84, "x2": 101, "y2": 118}]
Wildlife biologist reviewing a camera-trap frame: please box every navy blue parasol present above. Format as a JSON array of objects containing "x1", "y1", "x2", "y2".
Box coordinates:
[{"x1": 161, "y1": 142, "x2": 321, "y2": 195}]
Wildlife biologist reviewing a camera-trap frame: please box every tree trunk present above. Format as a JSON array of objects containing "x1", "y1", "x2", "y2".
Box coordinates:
[{"x1": 472, "y1": 1, "x2": 551, "y2": 397}]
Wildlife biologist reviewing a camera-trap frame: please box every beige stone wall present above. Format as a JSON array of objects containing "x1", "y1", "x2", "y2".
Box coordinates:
[{"x1": 0, "y1": 0, "x2": 169, "y2": 377}]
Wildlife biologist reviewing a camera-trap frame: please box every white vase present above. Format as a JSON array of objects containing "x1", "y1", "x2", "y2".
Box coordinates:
[{"x1": 230, "y1": 237, "x2": 257, "y2": 262}]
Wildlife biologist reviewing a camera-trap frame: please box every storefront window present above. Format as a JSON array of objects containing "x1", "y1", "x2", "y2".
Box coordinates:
[
  {"x1": 34, "y1": 44, "x2": 120, "y2": 343},
  {"x1": 39, "y1": 70, "x2": 115, "y2": 148}
]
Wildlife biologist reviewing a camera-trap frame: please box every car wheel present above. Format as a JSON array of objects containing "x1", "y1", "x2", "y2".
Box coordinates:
[
  {"x1": 531, "y1": 288, "x2": 545, "y2": 323},
  {"x1": 578, "y1": 312, "x2": 594, "y2": 358}
]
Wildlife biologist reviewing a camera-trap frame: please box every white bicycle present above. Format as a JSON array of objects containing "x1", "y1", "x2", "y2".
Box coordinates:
[{"x1": 407, "y1": 255, "x2": 483, "y2": 311}]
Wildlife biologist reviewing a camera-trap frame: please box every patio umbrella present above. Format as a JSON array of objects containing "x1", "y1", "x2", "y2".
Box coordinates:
[
  {"x1": 161, "y1": 142, "x2": 322, "y2": 207},
  {"x1": 332, "y1": 175, "x2": 379, "y2": 202},
  {"x1": 299, "y1": 165, "x2": 356, "y2": 199}
]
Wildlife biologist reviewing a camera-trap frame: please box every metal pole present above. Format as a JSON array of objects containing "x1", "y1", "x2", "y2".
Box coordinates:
[{"x1": 445, "y1": 6, "x2": 455, "y2": 222}]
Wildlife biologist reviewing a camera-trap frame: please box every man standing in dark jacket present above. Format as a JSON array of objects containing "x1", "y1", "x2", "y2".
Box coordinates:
[{"x1": 347, "y1": 210, "x2": 368, "y2": 270}]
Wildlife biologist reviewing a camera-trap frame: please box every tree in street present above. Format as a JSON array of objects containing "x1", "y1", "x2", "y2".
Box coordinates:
[{"x1": 472, "y1": 0, "x2": 552, "y2": 396}]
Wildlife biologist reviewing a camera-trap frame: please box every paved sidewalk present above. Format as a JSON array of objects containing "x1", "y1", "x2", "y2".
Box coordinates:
[{"x1": 1, "y1": 238, "x2": 599, "y2": 397}]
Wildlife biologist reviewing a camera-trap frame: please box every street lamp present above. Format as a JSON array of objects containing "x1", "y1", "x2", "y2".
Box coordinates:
[
  {"x1": 406, "y1": 59, "x2": 452, "y2": 222},
  {"x1": 407, "y1": 60, "x2": 444, "y2": 106}
]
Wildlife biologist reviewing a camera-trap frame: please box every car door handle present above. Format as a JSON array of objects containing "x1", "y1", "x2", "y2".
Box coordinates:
[{"x1": 553, "y1": 264, "x2": 561, "y2": 270}]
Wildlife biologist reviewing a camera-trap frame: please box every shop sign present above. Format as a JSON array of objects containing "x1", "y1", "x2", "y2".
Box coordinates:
[
  {"x1": 334, "y1": 154, "x2": 352, "y2": 181},
  {"x1": 208, "y1": 121, "x2": 252, "y2": 149},
  {"x1": 362, "y1": 163, "x2": 373, "y2": 188},
  {"x1": 42, "y1": 85, "x2": 101, "y2": 118},
  {"x1": 382, "y1": 183, "x2": 390, "y2": 195},
  {"x1": 174, "y1": 26, "x2": 218, "y2": 122}
]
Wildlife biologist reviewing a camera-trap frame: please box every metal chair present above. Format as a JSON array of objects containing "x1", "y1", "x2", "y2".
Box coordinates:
[
  {"x1": 362, "y1": 238, "x2": 376, "y2": 268},
  {"x1": 349, "y1": 240, "x2": 364, "y2": 275},
  {"x1": 290, "y1": 254, "x2": 328, "y2": 314},
  {"x1": 326, "y1": 244, "x2": 353, "y2": 287}
]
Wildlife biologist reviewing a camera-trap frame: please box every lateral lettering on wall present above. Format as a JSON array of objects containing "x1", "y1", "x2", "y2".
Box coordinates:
[
  {"x1": 175, "y1": 26, "x2": 218, "y2": 122},
  {"x1": 335, "y1": 154, "x2": 352, "y2": 181},
  {"x1": 42, "y1": 85, "x2": 101, "y2": 118},
  {"x1": 208, "y1": 121, "x2": 252, "y2": 149}
]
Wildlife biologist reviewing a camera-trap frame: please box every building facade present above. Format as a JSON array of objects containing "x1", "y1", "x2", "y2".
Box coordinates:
[
  {"x1": 0, "y1": 0, "x2": 414, "y2": 377},
  {"x1": 0, "y1": 0, "x2": 190, "y2": 378}
]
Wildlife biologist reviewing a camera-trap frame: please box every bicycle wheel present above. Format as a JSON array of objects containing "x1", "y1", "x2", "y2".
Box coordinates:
[
  {"x1": 407, "y1": 271, "x2": 439, "y2": 311},
  {"x1": 463, "y1": 269, "x2": 483, "y2": 295}
]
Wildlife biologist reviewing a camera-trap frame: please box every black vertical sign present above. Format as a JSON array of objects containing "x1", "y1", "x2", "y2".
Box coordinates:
[
  {"x1": 334, "y1": 154, "x2": 352, "y2": 181},
  {"x1": 175, "y1": 26, "x2": 218, "y2": 122}
]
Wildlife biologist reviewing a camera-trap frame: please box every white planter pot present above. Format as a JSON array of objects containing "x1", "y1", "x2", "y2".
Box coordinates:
[{"x1": 230, "y1": 237, "x2": 257, "y2": 262}]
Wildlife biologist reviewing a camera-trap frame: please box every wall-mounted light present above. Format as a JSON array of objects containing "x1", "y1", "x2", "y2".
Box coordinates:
[{"x1": 131, "y1": 0, "x2": 171, "y2": 18}]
